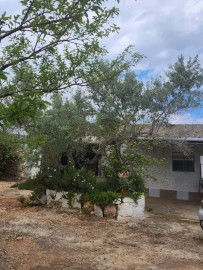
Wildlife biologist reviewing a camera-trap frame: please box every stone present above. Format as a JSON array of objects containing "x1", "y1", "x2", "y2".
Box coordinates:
[
  {"x1": 72, "y1": 194, "x2": 81, "y2": 209},
  {"x1": 46, "y1": 189, "x2": 63, "y2": 205},
  {"x1": 122, "y1": 197, "x2": 135, "y2": 203},
  {"x1": 39, "y1": 194, "x2": 47, "y2": 205},
  {"x1": 61, "y1": 197, "x2": 70, "y2": 208},
  {"x1": 104, "y1": 205, "x2": 117, "y2": 218},
  {"x1": 55, "y1": 191, "x2": 63, "y2": 201},
  {"x1": 117, "y1": 195, "x2": 145, "y2": 221},
  {"x1": 49, "y1": 200, "x2": 62, "y2": 208},
  {"x1": 83, "y1": 201, "x2": 94, "y2": 213},
  {"x1": 61, "y1": 193, "x2": 81, "y2": 209},
  {"x1": 94, "y1": 205, "x2": 103, "y2": 217},
  {"x1": 83, "y1": 201, "x2": 93, "y2": 209},
  {"x1": 113, "y1": 198, "x2": 122, "y2": 205},
  {"x1": 117, "y1": 203, "x2": 134, "y2": 218}
]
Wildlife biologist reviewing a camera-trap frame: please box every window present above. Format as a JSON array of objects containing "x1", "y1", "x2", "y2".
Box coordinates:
[{"x1": 172, "y1": 152, "x2": 194, "y2": 172}]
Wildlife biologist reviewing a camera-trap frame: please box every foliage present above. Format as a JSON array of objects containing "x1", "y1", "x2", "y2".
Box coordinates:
[
  {"x1": 18, "y1": 179, "x2": 37, "y2": 190},
  {"x1": 18, "y1": 164, "x2": 97, "y2": 196},
  {"x1": 18, "y1": 56, "x2": 203, "y2": 207},
  {"x1": 62, "y1": 191, "x2": 75, "y2": 208},
  {"x1": 89, "y1": 191, "x2": 119, "y2": 213},
  {"x1": 0, "y1": 0, "x2": 140, "y2": 128},
  {"x1": 59, "y1": 166, "x2": 97, "y2": 193},
  {"x1": 95, "y1": 140, "x2": 160, "y2": 202},
  {"x1": 18, "y1": 166, "x2": 60, "y2": 197},
  {"x1": 144, "y1": 55, "x2": 203, "y2": 135},
  {"x1": 26, "y1": 93, "x2": 94, "y2": 168},
  {"x1": 79, "y1": 193, "x2": 91, "y2": 207},
  {"x1": 0, "y1": 133, "x2": 22, "y2": 178},
  {"x1": 118, "y1": 173, "x2": 144, "y2": 194},
  {"x1": 89, "y1": 57, "x2": 203, "y2": 141}
]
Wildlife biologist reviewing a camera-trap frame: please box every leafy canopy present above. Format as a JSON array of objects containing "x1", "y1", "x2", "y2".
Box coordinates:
[{"x1": 0, "y1": 0, "x2": 139, "y2": 127}]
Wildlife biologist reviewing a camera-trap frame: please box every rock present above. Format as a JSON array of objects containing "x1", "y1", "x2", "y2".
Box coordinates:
[
  {"x1": 83, "y1": 201, "x2": 94, "y2": 210},
  {"x1": 113, "y1": 198, "x2": 122, "y2": 205},
  {"x1": 61, "y1": 197, "x2": 69, "y2": 208},
  {"x1": 46, "y1": 189, "x2": 63, "y2": 205},
  {"x1": 117, "y1": 195, "x2": 145, "y2": 221},
  {"x1": 94, "y1": 205, "x2": 103, "y2": 217},
  {"x1": 72, "y1": 194, "x2": 81, "y2": 209},
  {"x1": 122, "y1": 197, "x2": 135, "y2": 203},
  {"x1": 117, "y1": 203, "x2": 134, "y2": 218},
  {"x1": 16, "y1": 236, "x2": 23, "y2": 240},
  {"x1": 82, "y1": 201, "x2": 94, "y2": 214},
  {"x1": 104, "y1": 205, "x2": 117, "y2": 218},
  {"x1": 61, "y1": 193, "x2": 81, "y2": 209},
  {"x1": 39, "y1": 194, "x2": 47, "y2": 204},
  {"x1": 49, "y1": 200, "x2": 62, "y2": 208}
]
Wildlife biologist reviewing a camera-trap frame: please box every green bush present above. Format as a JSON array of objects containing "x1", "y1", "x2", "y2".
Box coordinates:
[
  {"x1": 62, "y1": 190, "x2": 75, "y2": 208},
  {"x1": 18, "y1": 179, "x2": 37, "y2": 190},
  {"x1": 18, "y1": 167, "x2": 61, "y2": 197},
  {"x1": 100, "y1": 144, "x2": 145, "y2": 202},
  {"x1": 118, "y1": 172, "x2": 145, "y2": 194},
  {"x1": 89, "y1": 191, "x2": 119, "y2": 214},
  {"x1": 18, "y1": 165, "x2": 97, "y2": 199},
  {"x1": 60, "y1": 166, "x2": 97, "y2": 193},
  {"x1": 0, "y1": 141, "x2": 21, "y2": 178}
]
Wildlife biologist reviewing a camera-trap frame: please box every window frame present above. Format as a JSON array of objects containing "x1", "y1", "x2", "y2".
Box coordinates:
[{"x1": 172, "y1": 151, "x2": 195, "y2": 172}]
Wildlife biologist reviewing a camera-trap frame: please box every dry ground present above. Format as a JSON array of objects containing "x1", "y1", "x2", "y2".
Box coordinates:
[{"x1": 0, "y1": 181, "x2": 203, "y2": 270}]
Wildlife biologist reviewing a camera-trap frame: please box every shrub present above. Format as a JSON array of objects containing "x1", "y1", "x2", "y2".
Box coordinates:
[
  {"x1": 17, "y1": 167, "x2": 60, "y2": 198},
  {"x1": 18, "y1": 165, "x2": 97, "y2": 201},
  {"x1": 0, "y1": 141, "x2": 21, "y2": 179},
  {"x1": 118, "y1": 172, "x2": 145, "y2": 194},
  {"x1": 62, "y1": 191, "x2": 75, "y2": 208},
  {"x1": 60, "y1": 166, "x2": 97, "y2": 193},
  {"x1": 89, "y1": 191, "x2": 119, "y2": 215},
  {"x1": 17, "y1": 179, "x2": 37, "y2": 190}
]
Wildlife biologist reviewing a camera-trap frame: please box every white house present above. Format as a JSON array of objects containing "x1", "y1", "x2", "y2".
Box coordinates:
[{"x1": 145, "y1": 124, "x2": 203, "y2": 202}]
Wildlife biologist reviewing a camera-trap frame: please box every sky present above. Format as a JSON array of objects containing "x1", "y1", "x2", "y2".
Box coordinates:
[
  {"x1": 1, "y1": 0, "x2": 203, "y2": 124},
  {"x1": 105, "y1": 0, "x2": 203, "y2": 124}
]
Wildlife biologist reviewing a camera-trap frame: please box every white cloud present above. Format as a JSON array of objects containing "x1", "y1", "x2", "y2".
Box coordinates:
[
  {"x1": 2, "y1": 0, "x2": 203, "y2": 76},
  {"x1": 104, "y1": 0, "x2": 203, "y2": 76},
  {"x1": 1, "y1": 0, "x2": 203, "y2": 124},
  {"x1": 169, "y1": 113, "x2": 203, "y2": 124}
]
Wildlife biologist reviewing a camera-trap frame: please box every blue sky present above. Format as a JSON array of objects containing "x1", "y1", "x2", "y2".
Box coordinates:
[
  {"x1": 104, "y1": 0, "x2": 203, "y2": 124},
  {"x1": 1, "y1": 0, "x2": 203, "y2": 123}
]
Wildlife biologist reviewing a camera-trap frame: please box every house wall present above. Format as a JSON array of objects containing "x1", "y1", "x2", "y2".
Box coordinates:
[{"x1": 145, "y1": 144, "x2": 203, "y2": 201}]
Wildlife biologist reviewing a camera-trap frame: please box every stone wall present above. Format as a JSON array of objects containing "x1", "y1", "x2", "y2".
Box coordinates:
[{"x1": 46, "y1": 189, "x2": 145, "y2": 220}]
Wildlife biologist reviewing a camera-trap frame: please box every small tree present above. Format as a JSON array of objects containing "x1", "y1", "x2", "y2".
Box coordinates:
[
  {"x1": 26, "y1": 92, "x2": 94, "y2": 169},
  {"x1": 88, "y1": 56, "x2": 203, "y2": 192}
]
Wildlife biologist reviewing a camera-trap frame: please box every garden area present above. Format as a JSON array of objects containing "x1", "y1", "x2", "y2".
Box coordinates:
[
  {"x1": 0, "y1": 181, "x2": 203, "y2": 270},
  {"x1": 16, "y1": 141, "x2": 146, "y2": 219}
]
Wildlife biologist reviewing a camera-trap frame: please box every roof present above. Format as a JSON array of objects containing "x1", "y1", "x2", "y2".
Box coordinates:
[{"x1": 148, "y1": 124, "x2": 203, "y2": 142}]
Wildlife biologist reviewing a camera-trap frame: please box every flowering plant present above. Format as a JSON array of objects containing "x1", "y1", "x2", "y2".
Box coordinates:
[{"x1": 60, "y1": 165, "x2": 97, "y2": 193}]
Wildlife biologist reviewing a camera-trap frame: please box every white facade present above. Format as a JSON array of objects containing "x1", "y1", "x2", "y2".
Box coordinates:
[{"x1": 145, "y1": 143, "x2": 203, "y2": 201}]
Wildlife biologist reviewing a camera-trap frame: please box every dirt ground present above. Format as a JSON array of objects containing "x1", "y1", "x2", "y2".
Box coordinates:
[{"x1": 0, "y1": 182, "x2": 203, "y2": 270}]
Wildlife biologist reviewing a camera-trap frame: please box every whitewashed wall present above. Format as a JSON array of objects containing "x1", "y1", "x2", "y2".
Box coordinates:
[{"x1": 145, "y1": 144, "x2": 203, "y2": 195}]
